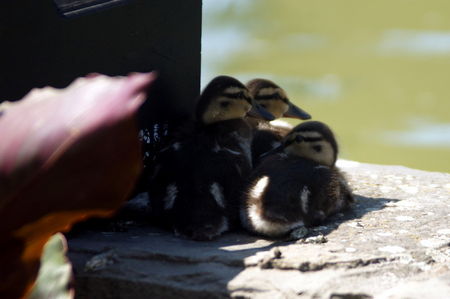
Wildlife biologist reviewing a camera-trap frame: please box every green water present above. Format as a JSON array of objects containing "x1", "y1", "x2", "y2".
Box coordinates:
[{"x1": 202, "y1": 0, "x2": 450, "y2": 173}]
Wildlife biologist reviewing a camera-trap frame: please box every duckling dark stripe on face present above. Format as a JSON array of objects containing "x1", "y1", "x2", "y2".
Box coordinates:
[
  {"x1": 285, "y1": 131, "x2": 324, "y2": 146},
  {"x1": 222, "y1": 92, "x2": 251, "y2": 100},
  {"x1": 286, "y1": 136, "x2": 323, "y2": 146},
  {"x1": 221, "y1": 95, "x2": 252, "y2": 105},
  {"x1": 254, "y1": 86, "x2": 289, "y2": 102},
  {"x1": 163, "y1": 183, "x2": 178, "y2": 210},
  {"x1": 222, "y1": 92, "x2": 242, "y2": 98},
  {"x1": 303, "y1": 137, "x2": 323, "y2": 142},
  {"x1": 222, "y1": 87, "x2": 252, "y2": 103},
  {"x1": 210, "y1": 182, "x2": 225, "y2": 209},
  {"x1": 255, "y1": 94, "x2": 288, "y2": 103}
]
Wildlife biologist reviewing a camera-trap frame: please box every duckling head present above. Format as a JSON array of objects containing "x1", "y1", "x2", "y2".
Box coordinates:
[
  {"x1": 283, "y1": 121, "x2": 338, "y2": 167},
  {"x1": 196, "y1": 76, "x2": 273, "y2": 125},
  {"x1": 246, "y1": 78, "x2": 311, "y2": 120}
]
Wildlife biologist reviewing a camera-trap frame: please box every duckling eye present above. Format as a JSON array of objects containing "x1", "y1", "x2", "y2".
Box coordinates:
[
  {"x1": 220, "y1": 101, "x2": 230, "y2": 108},
  {"x1": 240, "y1": 92, "x2": 250, "y2": 100},
  {"x1": 260, "y1": 103, "x2": 267, "y2": 109},
  {"x1": 295, "y1": 135, "x2": 304, "y2": 143},
  {"x1": 313, "y1": 145, "x2": 322, "y2": 152}
]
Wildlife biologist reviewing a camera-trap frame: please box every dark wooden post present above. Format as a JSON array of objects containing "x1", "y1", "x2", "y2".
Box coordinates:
[
  {"x1": 0, "y1": 0, "x2": 202, "y2": 178},
  {"x1": 0, "y1": 0, "x2": 201, "y2": 105}
]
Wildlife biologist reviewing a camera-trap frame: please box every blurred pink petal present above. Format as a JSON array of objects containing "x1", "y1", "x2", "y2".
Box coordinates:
[{"x1": 0, "y1": 72, "x2": 156, "y2": 299}]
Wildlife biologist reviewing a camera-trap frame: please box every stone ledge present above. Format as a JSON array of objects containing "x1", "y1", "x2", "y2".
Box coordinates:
[{"x1": 67, "y1": 161, "x2": 450, "y2": 299}]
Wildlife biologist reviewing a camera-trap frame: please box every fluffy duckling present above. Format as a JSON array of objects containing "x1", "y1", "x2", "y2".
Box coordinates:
[
  {"x1": 240, "y1": 121, "x2": 354, "y2": 238},
  {"x1": 147, "y1": 75, "x2": 273, "y2": 240},
  {"x1": 246, "y1": 78, "x2": 311, "y2": 166}
]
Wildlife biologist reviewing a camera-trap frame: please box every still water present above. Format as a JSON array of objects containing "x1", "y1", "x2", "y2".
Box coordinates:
[{"x1": 201, "y1": 0, "x2": 450, "y2": 173}]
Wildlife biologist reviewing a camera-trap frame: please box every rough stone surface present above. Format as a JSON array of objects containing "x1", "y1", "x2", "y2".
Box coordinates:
[{"x1": 67, "y1": 160, "x2": 450, "y2": 299}]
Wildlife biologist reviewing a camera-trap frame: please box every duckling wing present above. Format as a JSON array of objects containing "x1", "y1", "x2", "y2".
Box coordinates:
[
  {"x1": 170, "y1": 148, "x2": 244, "y2": 239},
  {"x1": 243, "y1": 157, "x2": 340, "y2": 230},
  {"x1": 145, "y1": 141, "x2": 187, "y2": 227},
  {"x1": 146, "y1": 132, "x2": 245, "y2": 234},
  {"x1": 258, "y1": 158, "x2": 319, "y2": 221},
  {"x1": 291, "y1": 163, "x2": 354, "y2": 225},
  {"x1": 240, "y1": 157, "x2": 313, "y2": 236}
]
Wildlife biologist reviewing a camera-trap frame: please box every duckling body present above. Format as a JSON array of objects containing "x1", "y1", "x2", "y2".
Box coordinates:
[
  {"x1": 147, "y1": 76, "x2": 272, "y2": 240},
  {"x1": 240, "y1": 121, "x2": 354, "y2": 238},
  {"x1": 246, "y1": 79, "x2": 311, "y2": 166},
  {"x1": 148, "y1": 129, "x2": 243, "y2": 239}
]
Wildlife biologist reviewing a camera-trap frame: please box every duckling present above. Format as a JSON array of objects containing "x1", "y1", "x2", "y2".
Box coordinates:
[
  {"x1": 246, "y1": 78, "x2": 311, "y2": 166},
  {"x1": 240, "y1": 121, "x2": 354, "y2": 238},
  {"x1": 147, "y1": 75, "x2": 273, "y2": 240}
]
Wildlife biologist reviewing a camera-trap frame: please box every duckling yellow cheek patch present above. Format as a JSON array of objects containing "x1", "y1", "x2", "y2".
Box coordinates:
[
  {"x1": 309, "y1": 141, "x2": 335, "y2": 167},
  {"x1": 270, "y1": 101, "x2": 289, "y2": 119}
]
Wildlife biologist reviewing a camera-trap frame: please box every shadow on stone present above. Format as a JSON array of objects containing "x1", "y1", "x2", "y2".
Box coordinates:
[
  {"x1": 308, "y1": 194, "x2": 400, "y2": 237},
  {"x1": 65, "y1": 192, "x2": 400, "y2": 299}
]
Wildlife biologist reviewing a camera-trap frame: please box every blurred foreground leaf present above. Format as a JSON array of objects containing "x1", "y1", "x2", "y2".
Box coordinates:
[
  {"x1": 29, "y1": 233, "x2": 73, "y2": 299},
  {"x1": 0, "y1": 72, "x2": 156, "y2": 299}
]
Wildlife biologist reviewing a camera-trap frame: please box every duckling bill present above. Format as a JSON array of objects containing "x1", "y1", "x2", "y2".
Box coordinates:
[
  {"x1": 247, "y1": 78, "x2": 310, "y2": 120},
  {"x1": 240, "y1": 121, "x2": 354, "y2": 238}
]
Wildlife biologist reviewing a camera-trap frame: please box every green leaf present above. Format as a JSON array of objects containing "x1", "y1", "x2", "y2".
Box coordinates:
[{"x1": 28, "y1": 233, "x2": 73, "y2": 299}]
